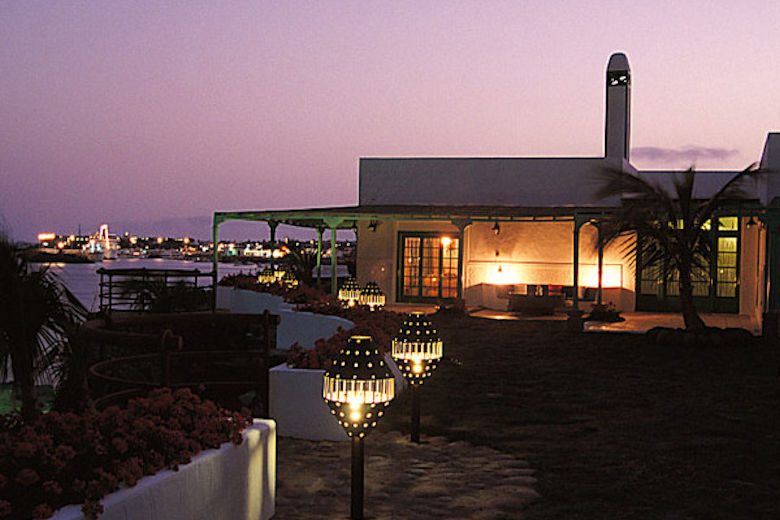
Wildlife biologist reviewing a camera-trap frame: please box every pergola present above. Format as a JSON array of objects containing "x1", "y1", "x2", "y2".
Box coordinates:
[{"x1": 212, "y1": 204, "x2": 616, "y2": 312}]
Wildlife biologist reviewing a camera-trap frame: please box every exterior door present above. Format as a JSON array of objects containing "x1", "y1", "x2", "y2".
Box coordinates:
[
  {"x1": 636, "y1": 216, "x2": 740, "y2": 313},
  {"x1": 398, "y1": 232, "x2": 460, "y2": 302}
]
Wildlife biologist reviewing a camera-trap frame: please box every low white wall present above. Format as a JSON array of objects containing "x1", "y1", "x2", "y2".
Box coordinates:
[
  {"x1": 270, "y1": 358, "x2": 406, "y2": 442},
  {"x1": 50, "y1": 420, "x2": 276, "y2": 520},
  {"x1": 217, "y1": 287, "x2": 354, "y2": 349},
  {"x1": 276, "y1": 309, "x2": 353, "y2": 350},
  {"x1": 270, "y1": 364, "x2": 348, "y2": 442}
]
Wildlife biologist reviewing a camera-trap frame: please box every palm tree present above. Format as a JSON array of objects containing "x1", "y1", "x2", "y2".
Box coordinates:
[
  {"x1": 594, "y1": 164, "x2": 758, "y2": 331},
  {"x1": 0, "y1": 232, "x2": 81, "y2": 422}
]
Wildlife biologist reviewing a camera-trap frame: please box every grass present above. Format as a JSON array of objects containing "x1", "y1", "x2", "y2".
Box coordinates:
[{"x1": 377, "y1": 314, "x2": 780, "y2": 519}]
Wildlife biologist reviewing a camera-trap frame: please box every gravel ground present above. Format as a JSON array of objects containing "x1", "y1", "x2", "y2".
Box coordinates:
[{"x1": 275, "y1": 430, "x2": 538, "y2": 519}]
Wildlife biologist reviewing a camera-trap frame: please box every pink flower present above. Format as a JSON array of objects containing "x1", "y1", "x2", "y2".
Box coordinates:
[
  {"x1": 31, "y1": 503, "x2": 53, "y2": 519},
  {"x1": 15, "y1": 468, "x2": 40, "y2": 486}
]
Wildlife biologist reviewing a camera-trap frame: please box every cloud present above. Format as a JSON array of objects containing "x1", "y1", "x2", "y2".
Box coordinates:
[{"x1": 631, "y1": 146, "x2": 739, "y2": 164}]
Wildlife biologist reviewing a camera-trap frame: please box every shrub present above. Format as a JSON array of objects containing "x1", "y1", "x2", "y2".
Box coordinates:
[{"x1": 0, "y1": 388, "x2": 251, "y2": 520}]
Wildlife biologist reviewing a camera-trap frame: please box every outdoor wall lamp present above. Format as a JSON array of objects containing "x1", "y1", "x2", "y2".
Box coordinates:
[
  {"x1": 391, "y1": 312, "x2": 443, "y2": 443},
  {"x1": 323, "y1": 336, "x2": 395, "y2": 520},
  {"x1": 368, "y1": 220, "x2": 379, "y2": 232},
  {"x1": 359, "y1": 281, "x2": 385, "y2": 311},
  {"x1": 746, "y1": 216, "x2": 758, "y2": 229},
  {"x1": 492, "y1": 220, "x2": 501, "y2": 235},
  {"x1": 338, "y1": 278, "x2": 361, "y2": 308}
]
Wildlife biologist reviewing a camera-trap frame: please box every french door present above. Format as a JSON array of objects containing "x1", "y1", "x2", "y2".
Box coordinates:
[{"x1": 397, "y1": 232, "x2": 460, "y2": 302}]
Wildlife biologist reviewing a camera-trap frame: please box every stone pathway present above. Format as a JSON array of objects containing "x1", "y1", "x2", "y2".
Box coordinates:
[{"x1": 275, "y1": 431, "x2": 538, "y2": 519}]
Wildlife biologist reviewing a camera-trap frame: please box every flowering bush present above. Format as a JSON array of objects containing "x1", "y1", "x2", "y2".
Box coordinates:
[{"x1": 0, "y1": 388, "x2": 251, "y2": 520}]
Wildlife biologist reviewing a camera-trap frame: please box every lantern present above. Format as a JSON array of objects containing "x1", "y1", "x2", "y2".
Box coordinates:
[
  {"x1": 323, "y1": 336, "x2": 395, "y2": 519},
  {"x1": 281, "y1": 270, "x2": 299, "y2": 288},
  {"x1": 391, "y1": 312, "x2": 443, "y2": 443},
  {"x1": 257, "y1": 267, "x2": 276, "y2": 285},
  {"x1": 358, "y1": 281, "x2": 385, "y2": 311},
  {"x1": 273, "y1": 268, "x2": 287, "y2": 282},
  {"x1": 338, "y1": 278, "x2": 361, "y2": 308}
]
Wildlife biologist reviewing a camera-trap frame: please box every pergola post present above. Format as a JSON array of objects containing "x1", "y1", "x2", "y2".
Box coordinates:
[
  {"x1": 211, "y1": 215, "x2": 220, "y2": 311},
  {"x1": 573, "y1": 218, "x2": 582, "y2": 312},
  {"x1": 451, "y1": 219, "x2": 472, "y2": 300},
  {"x1": 596, "y1": 221, "x2": 604, "y2": 306},
  {"x1": 322, "y1": 217, "x2": 345, "y2": 298},
  {"x1": 268, "y1": 220, "x2": 278, "y2": 271},
  {"x1": 330, "y1": 227, "x2": 338, "y2": 296},
  {"x1": 316, "y1": 226, "x2": 324, "y2": 290}
]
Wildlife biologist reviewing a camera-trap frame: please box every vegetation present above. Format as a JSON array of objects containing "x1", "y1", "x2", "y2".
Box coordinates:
[
  {"x1": 379, "y1": 314, "x2": 780, "y2": 519},
  {"x1": 594, "y1": 165, "x2": 758, "y2": 330},
  {"x1": 0, "y1": 233, "x2": 85, "y2": 423},
  {"x1": 121, "y1": 279, "x2": 211, "y2": 313}
]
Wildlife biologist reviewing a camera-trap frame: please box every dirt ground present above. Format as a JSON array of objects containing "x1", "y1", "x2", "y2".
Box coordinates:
[{"x1": 372, "y1": 314, "x2": 780, "y2": 519}]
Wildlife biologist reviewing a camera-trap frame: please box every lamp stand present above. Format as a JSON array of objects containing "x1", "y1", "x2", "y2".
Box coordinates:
[
  {"x1": 351, "y1": 436, "x2": 364, "y2": 520},
  {"x1": 411, "y1": 384, "x2": 421, "y2": 443}
]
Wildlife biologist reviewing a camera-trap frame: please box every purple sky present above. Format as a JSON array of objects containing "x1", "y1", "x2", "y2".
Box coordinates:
[{"x1": 2, "y1": 1, "x2": 780, "y2": 241}]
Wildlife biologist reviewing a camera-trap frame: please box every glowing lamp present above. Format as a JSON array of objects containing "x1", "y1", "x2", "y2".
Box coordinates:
[
  {"x1": 281, "y1": 270, "x2": 299, "y2": 288},
  {"x1": 391, "y1": 312, "x2": 443, "y2": 443},
  {"x1": 338, "y1": 278, "x2": 361, "y2": 308},
  {"x1": 323, "y1": 336, "x2": 395, "y2": 519},
  {"x1": 358, "y1": 281, "x2": 385, "y2": 311},
  {"x1": 257, "y1": 267, "x2": 276, "y2": 285}
]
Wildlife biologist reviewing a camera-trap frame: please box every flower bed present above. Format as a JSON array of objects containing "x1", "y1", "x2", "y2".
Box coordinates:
[
  {"x1": 0, "y1": 388, "x2": 252, "y2": 520},
  {"x1": 219, "y1": 275, "x2": 405, "y2": 369}
]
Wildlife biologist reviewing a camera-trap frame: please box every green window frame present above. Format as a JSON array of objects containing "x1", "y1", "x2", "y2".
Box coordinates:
[{"x1": 397, "y1": 232, "x2": 460, "y2": 302}]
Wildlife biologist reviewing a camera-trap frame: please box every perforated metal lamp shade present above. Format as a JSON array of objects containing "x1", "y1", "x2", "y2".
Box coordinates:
[
  {"x1": 257, "y1": 267, "x2": 275, "y2": 285},
  {"x1": 323, "y1": 336, "x2": 395, "y2": 437},
  {"x1": 358, "y1": 281, "x2": 385, "y2": 311},
  {"x1": 391, "y1": 312, "x2": 443, "y2": 385},
  {"x1": 281, "y1": 270, "x2": 299, "y2": 288},
  {"x1": 338, "y1": 278, "x2": 361, "y2": 307}
]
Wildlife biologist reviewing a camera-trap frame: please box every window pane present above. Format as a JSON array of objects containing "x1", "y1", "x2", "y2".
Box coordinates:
[{"x1": 718, "y1": 217, "x2": 738, "y2": 231}]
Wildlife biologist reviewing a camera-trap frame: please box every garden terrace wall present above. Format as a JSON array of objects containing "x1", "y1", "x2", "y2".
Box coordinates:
[
  {"x1": 216, "y1": 287, "x2": 354, "y2": 349},
  {"x1": 49, "y1": 420, "x2": 276, "y2": 520}
]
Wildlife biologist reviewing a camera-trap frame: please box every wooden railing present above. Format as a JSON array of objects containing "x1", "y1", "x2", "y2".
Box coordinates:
[
  {"x1": 83, "y1": 311, "x2": 278, "y2": 415},
  {"x1": 97, "y1": 267, "x2": 216, "y2": 313}
]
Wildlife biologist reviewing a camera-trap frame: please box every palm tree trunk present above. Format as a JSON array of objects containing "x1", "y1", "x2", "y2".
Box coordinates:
[
  {"x1": 10, "y1": 343, "x2": 40, "y2": 423},
  {"x1": 678, "y1": 268, "x2": 705, "y2": 331}
]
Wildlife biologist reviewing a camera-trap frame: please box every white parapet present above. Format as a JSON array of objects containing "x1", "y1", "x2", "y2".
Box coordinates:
[
  {"x1": 50, "y1": 420, "x2": 276, "y2": 520},
  {"x1": 270, "y1": 363, "x2": 348, "y2": 441}
]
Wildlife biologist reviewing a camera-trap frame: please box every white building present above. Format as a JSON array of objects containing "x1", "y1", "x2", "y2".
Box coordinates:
[{"x1": 214, "y1": 53, "x2": 780, "y2": 330}]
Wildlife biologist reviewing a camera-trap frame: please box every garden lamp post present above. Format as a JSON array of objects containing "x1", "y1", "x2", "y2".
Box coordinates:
[
  {"x1": 358, "y1": 281, "x2": 385, "y2": 311},
  {"x1": 257, "y1": 267, "x2": 275, "y2": 285},
  {"x1": 391, "y1": 312, "x2": 443, "y2": 443},
  {"x1": 323, "y1": 336, "x2": 395, "y2": 520},
  {"x1": 338, "y1": 278, "x2": 361, "y2": 308}
]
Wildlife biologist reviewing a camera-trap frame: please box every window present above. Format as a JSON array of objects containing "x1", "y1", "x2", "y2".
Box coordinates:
[{"x1": 398, "y1": 233, "x2": 460, "y2": 301}]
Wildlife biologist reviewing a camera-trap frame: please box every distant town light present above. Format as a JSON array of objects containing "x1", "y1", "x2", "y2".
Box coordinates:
[{"x1": 37, "y1": 233, "x2": 56, "y2": 242}]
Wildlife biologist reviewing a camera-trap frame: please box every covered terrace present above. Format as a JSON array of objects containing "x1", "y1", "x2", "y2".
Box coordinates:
[{"x1": 212, "y1": 204, "x2": 616, "y2": 314}]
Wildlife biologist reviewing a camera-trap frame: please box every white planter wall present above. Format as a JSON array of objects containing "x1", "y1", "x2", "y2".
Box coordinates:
[
  {"x1": 50, "y1": 420, "x2": 276, "y2": 520},
  {"x1": 217, "y1": 287, "x2": 354, "y2": 349},
  {"x1": 269, "y1": 364, "x2": 348, "y2": 441},
  {"x1": 270, "y1": 357, "x2": 406, "y2": 442}
]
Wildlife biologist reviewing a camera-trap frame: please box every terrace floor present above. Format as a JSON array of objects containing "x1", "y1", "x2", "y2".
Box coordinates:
[{"x1": 470, "y1": 309, "x2": 763, "y2": 335}]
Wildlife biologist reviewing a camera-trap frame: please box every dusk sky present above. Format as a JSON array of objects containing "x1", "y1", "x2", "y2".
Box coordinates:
[{"x1": 2, "y1": 1, "x2": 780, "y2": 241}]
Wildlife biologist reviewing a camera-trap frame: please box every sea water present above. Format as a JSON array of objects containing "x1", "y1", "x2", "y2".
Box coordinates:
[{"x1": 42, "y1": 257, "x2": 261, "y2": 311}]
